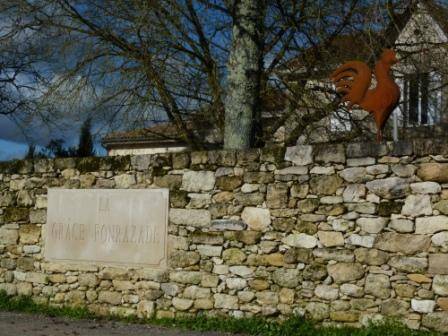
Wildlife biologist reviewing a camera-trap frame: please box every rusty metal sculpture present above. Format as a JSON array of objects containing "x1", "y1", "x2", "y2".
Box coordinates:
[{"x1": 330, "y1": 49, "x2": 400, "y2": 142}]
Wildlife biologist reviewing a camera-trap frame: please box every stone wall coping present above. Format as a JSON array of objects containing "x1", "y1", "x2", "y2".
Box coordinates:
[{"x1": 1, "y1": 138, "x2": 448, "y2": 174}]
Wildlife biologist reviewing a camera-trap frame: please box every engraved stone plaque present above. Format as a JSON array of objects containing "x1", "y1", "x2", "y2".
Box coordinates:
[{"x1": 45, "y1": 189, "x2": 169, "y2": 268}]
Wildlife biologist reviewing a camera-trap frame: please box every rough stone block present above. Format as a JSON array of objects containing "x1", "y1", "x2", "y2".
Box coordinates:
[
  {"x1": 429, "y1": 254, "x2": 448, "y2": 275},
  {"x1": 284, "y1": 145, "x2": 313, "y2": 166}
]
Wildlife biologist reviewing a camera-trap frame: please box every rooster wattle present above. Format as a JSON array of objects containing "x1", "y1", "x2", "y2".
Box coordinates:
[{"x1": 330, "y1": 49, "x2": 401, "y2": 142}]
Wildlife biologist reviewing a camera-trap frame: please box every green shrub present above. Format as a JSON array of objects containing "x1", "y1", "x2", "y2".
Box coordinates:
[{"x1": 0, "y1": 291, "x2": 442, "y2": 335}]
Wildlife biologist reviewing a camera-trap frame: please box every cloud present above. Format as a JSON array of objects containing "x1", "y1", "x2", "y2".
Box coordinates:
[
  {"x1": 0, "y1": 116, "x2": 29, "y2": 143},
  {"x1": 0, "y1": 114, "x2": 53, "y2": 145}
]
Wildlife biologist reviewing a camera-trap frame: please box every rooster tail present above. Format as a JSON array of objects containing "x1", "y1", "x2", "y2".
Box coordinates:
[{"x1": 330, "y1": 61, "x2": 372, "y2": 106}]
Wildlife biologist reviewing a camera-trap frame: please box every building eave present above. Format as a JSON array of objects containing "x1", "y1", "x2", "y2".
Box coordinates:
[{"x1": 102, "y1": 137, "x2": 188, "y2": 150}]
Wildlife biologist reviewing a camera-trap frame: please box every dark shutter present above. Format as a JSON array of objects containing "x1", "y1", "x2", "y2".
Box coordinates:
[
  {"x1": 408, "y1": 74, "x2": 419, "y2": 124},
  {"x1": 420, "y1": 73, "x2": 429, "y2": 125},
  {"x1": 403, "y1": 77, "x2": 408, "y2": 127}
]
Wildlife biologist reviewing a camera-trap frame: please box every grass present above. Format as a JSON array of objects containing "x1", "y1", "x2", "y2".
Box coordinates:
[
  {"x1": 0, "y1": 290, "x2": 94, "y2": 320},
  {"x1": 0, "y1": 291, "x2": 443, "y2": 336}
]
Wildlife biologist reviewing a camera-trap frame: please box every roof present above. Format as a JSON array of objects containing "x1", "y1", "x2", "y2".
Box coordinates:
[
  {"x1": 415, "y1": 1, "x2": 448, "y2": 35},
  {"x1": 384, "y1": 0, "x2": 448, "y2": 43},
  {"x1": 102, "y1": 84, "x2": 287, "y2": 150},
  {"x1": 426, "y1": 0, "x2": 448, "y2": 35},
  {"x1": 279, "y1": 32, "x2": 381, "y2": 80},
  {"x1": 102, "y1": 122, "x2": 189, "y2": 149}
]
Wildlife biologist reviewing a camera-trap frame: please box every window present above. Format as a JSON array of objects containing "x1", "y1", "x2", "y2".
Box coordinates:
[{"x1": 402, "y1": 72, "x2": 442, "y2": 126}]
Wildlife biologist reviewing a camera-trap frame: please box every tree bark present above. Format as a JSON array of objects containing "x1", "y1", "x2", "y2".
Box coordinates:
[{"x1": 224, "y1": 0, "x2": 266, "y2": 149}]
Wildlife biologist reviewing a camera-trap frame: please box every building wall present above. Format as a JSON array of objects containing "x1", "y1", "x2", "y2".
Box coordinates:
[
  {"x1": 395, "y1": 2, "x2": 448, "y2": 73},
  {"x1": 108, "y1": 146, "x2": 188, "y2": 156},
  {"x1": 393, "y1": 2, "x2": 448, "y2": 129},
  {"x1": 1, "y1": 140, "x2": 448, "y2": 331}
]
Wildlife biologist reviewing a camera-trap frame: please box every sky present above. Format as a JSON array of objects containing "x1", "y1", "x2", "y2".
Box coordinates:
[
  {"x1": 0, "y1": 115, "x2": 32, "y2": 161},
  {"x1": 0, "y1": 139, "x2": 28, "y2": 161}
]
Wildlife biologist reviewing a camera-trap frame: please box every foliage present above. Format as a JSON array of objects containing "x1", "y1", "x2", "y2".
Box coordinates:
[
  {"x1": 0, "y1": 291, "x2": 442, "y2": 336},
  {"x1": 24, "y1": 144, "x2": 37, "y2": 159},
  {"x1": 39, "y1": 139, "x2": 78, "y2": 158}
]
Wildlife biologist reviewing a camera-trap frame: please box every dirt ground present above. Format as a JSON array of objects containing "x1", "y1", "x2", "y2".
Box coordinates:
[{"x1": 0, "y1": 311, "x2": 234, "y2": 336}]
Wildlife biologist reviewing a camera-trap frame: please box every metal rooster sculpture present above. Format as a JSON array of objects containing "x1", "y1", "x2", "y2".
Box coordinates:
[{"x1": 330, "y1": 49, "x2": 400, "y2": 142}]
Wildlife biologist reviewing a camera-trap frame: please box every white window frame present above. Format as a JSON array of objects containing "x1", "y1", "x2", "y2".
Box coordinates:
[{"x1": 396, "y1": 71, "x2": 442, "y2": 127}]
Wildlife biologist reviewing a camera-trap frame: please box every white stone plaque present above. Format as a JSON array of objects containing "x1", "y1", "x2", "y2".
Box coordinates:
[{"x1": 45, "y1": 189, "x2": 169, "y2": 268}]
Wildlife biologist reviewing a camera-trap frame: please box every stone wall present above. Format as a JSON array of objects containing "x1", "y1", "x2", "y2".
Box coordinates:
[{"x1": 2, "y1": 139, "x2": 448, "y2": 332}]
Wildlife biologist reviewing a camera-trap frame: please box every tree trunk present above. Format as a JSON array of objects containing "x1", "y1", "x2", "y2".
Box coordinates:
[{"x1": 224, "y1": 0, "x2": 266, "y2": 149}]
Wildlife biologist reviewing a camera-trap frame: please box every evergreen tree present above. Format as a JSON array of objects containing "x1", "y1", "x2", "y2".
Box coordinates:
[
  {"x1": 77, "y1": 118, "x2": 95, "y2": 157},
  {"x1": 25, "y1": 144, "x2": 36, "y2": 159}
]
